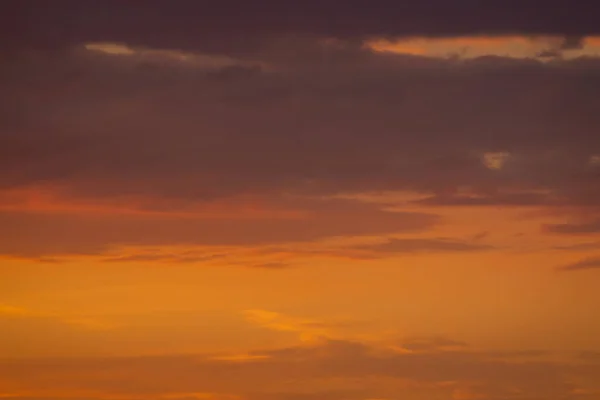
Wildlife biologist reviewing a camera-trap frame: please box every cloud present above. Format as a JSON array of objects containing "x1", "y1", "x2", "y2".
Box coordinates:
[
  {"x1": 3, "y1": 43, "x2": 600, "y2": 209},
  {"x1": 83, "y1": 42, "x2": 267, "y2": 71},
  {"x1": 0, "y1": 396, "x2": 240, "y2": 400},
  {"x1": 399, "y1": 336, "x2": 469, "y2": 352},
  {"x1": 557, "y1": 257, "x2": 600, "y2": 271},
  {"x1": 545, "y1": 219, "x2": 600, "y2": 235},
  {"x1": 368, "y1": 36, "x2": 600, "y2": 60},
  {"x1": 0, "y1": 338, "x2": 598, "y2": 400},
  {"x1": 245, "y1": 390, "x2": 367, "y2": 400},
  {"x1": 552, "y1": 242, "x2": 600, "y2": 251},
  {"x1": 70, "y1": 233, "x2": 489, "y2": 267},
  {"x1": 414, "y1": 191, "x2": 552, "y2": 207},
  {"x1": 250, "y1": 262, "x2": 290, "y2": 270},
  {"x1": 247, "y1": 235, "x2": 494, "y2": 263},
  {"x1": 4, "y1": 2, "x2": 600, "y2": 55},
  {"x1": 561, "y1": 36, "x2": 586, "y2": 50},
  {"x1": 101, "y1": 252, "x2": 228, "y2": 264},
  {"x1": 352, "y1": 237, "x2": 491, "y2": 255},
  {"x1": 243, "y1": 310, "x2": 363, "y2": 342},
  {"x1": 0, "y1": 198, "x2": 437, "y2": 258},
  {"x1": 3, "y1": 28, "x2": 600, "y2": 258}
]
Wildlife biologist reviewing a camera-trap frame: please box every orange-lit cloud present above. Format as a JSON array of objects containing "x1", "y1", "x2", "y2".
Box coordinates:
[
  {"x1": 366, "y1": 35, "x2": 600, "y2": 60},
  {"x1": 243, "y1": 309, "x2": 363, "y2": 342},
  {"x1": 4, "y1": 3, "x2": 600, "y2": 398}
]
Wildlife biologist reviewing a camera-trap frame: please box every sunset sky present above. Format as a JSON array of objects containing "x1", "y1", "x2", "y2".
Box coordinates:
[{"x1": 2, "y1": 1, "x2": 600, "y2": 399}]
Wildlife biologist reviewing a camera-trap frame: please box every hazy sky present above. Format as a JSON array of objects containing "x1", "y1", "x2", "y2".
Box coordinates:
[{"x1": 2, "y1": 2, "x2": 600, "y2": 399}]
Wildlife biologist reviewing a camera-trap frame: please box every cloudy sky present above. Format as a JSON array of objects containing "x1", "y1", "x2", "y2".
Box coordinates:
[{"x1": 2, "y1": 1, "x2": 600, "y2": 399}]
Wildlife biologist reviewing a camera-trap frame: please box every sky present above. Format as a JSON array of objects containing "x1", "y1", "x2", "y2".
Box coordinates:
[{"x1": 2, "y1": 1, "x2": 600, "y2": 399}]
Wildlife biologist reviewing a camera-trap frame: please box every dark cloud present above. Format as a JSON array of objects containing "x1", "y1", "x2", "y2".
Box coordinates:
[
  {"x1": 251, "y1": 262, "x2": 291, "y2": 270},
  {"x1": 2, "y1": 24, "x2": 600, "y2": 257},
  {"x1": 401, "y1": 336, "x2": 469, "y2": 352},
  {"x1": 353, "y1": 237, "x2": 491, "y2": 254},
  {"x1": 579, "y1": 351, "x2": 600, "y2": 361},
  {"x1": 0, "y1": 198, "x2": 437, "y2": 258},
  {"x1": 414, "y1": 192, "x2": 552, "y2": 207},
  {"x1": 3, "y1": 1, "x2": 600, "y2": 54},
  {"x1": 537, "y1": 36, "x2": 587, "y2": 59},
  {"x1": 552, "y1": 242, "x2": 600, "y2": 251},
  {"x1": 557, "y1": 257, "x2": 600, "y2": 271},
  {"x1": 561, "y1": 36, "x2": 586, "y2": 50},
  {"x1": 475, "y1": 230, "x2": 492, "y2": 239},
  {"x1": 545, "y1": 219, "x2": 600, "y2": 235},
  {"x1": 101, "y1": 253, "x2": 227, "y2": 264},
  {"x1": 2, "y1": 47, "x2": 600, "y2": 208}
]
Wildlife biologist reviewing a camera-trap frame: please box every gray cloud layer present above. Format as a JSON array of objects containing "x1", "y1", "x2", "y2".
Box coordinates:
[
  {"x1": 3, "y1": 1, "x2": 600, "y2": 54},
  {"x1": 3, "y1": 46, "x2": 600, "y2": 205},
  {"x1": 3, "y1": 31, "x2": 600, "y2": 256}
]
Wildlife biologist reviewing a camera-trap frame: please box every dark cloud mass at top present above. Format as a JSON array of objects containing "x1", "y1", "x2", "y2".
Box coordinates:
[
  {"x1": 2, "y1": 44, "x2": 600, "y2": 209},
  {"x1": 2, "y1": 0, "x2": 600, "y2": 53},
  {"x1": 2, "y1": 0, "x2": 600, "y2": 257}
]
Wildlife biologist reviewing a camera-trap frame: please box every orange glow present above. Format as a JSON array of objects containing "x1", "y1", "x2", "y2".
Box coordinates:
[
  {"x1": 0, "y1": 186, "x2": 308, "y2": 219},
  {"x1": 366, "y1": 35, "x2": 600, "y2": 59}
]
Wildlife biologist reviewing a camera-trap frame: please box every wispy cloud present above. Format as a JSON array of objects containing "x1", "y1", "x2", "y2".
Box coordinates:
[
  {"x1": 0, "y1": 304, "x2": 114, "y2": 331},
  {"x1": 351, "y1": 237, "x2": 492, "y2": 255},
  {"x1": 243, "y1": 310, "x2": 365, "y2": 342},
  {"x1": 545, "y1": 219, "x2": 600, "y2": 235},
  {"x1": 557, "y1": 257, "x2": 600, "y2": 271},
  {"x1": 0, "y1": 338, "x2": 597, "y2": 400}
]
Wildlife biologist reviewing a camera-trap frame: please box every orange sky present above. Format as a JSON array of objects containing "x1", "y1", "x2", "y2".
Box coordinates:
[
  {"x1": 2, "y1": 186, "x2": 600, "y2": 399},
  {"x1": 2, "y1": 29, "x2": 600, "y2": 400}
]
